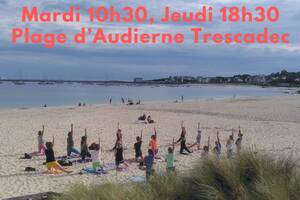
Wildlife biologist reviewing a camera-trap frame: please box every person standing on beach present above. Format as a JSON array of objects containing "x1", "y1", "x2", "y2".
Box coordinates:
[
  {"x1": 144, "y1": 149, "x2": 155, "y2": 180},
  {"x1": 109, "y1": 98, "x2": 112, "y2": 104},
  {"x1": 67, "y1": 124, "x2": 80, "y2": 157},
  {"x1": 37, "y1": 125, "x2": 46, "y2": 155},
  {"x1": 165, "y1": 138, "x2": 175, "y2": 173},
  {"x1": 226, "y1": 129, "x2": 235, "y2": 158},
  {"x1": 196, "y1": 122, "x2": 202, "y2": 150},
  {"x1": 176, "y1": 121, "x2": 192, "y2": 155},
  {"x1": 113, "y1": 128, "x2": 125, "y2": 170},
  {"x1": 235, "y1": 127, "x2": 243, "y2": 155},
  {"x1": 201, "y1": 136, "x2": 210, "y2": 159},
  {"x1": 149, "y1": 127, "x2": 159, "y2": 156},
  {"x1": 181, "y1": 95, "x2": 184, "y2": 102},
  {"x1": 134, "y1": 130, "x2": 143, "y2": 162},
  {"x1": 121, "y1": 97, "x2": 125, "y2": 104},
  {"x1": 213, "y1": 131, "x2": 222, "y2": 159}
]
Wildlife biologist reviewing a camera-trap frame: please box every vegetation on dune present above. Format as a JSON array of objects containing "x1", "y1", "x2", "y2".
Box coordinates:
[{"x1": 55, "y1": 151, "x2": 300, "y2": 200}]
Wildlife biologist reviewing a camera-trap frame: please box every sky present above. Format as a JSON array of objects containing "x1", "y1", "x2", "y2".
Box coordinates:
[{"x1": 0, "y1": 0, "x2": 299, "y2": 81}]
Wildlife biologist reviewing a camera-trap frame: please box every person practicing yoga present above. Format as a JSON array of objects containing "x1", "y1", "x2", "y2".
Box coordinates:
[
  {"x1": 45, "y1": 137, "x2": 72, "y2": 173},
  {"x1": 113, "y1": 127, "x2": 125, "y2": 170},
  {"x1": 67, "y1": 124, "x2": 80, "y2": 157},
  {"x1": 226, "y1": 129, "x2": 235, "y2": 158},
  {"x1": 213, "y1": 131, "x2": 222, "y2": 159},
  {"x1": 201, "y1": 136, "x2": 210, "y2": 158},
  {"x1": 165, "y1": 137, "x2": 175, "y2": 173},
  {"x1": 176, "y1": 121, "x2": 192, "y2": 155},
  {"x1": 37, "y1": 125, "x2": 46, "y2": 155},
  {"x1": 196, "y1": 122, "x2": 202, "y2": 150},
  {"x1": 147, "y1": 115, "x2": 155, "y2": 124},
  {"x1": 89, "y1": 138, "x2": 101, "y2": 171},
  {"x1": 149, "y1": 127, "x2": 159, "y2": 156},
  {"x1": 144, "y1": 149, "x2": 155, "y2": 180},
  {"x1": 138, "y1": 113, "x2": 146, "y2": 121},
  {"x1": 235, "y1": 126, "x2": 243, "y2": 155},
  {"x1": 134, "y1": 129, "x2": 143, "y2": 162},
  {"x1": 80, "y1": 128, "x2": 91, "y2": 161}
]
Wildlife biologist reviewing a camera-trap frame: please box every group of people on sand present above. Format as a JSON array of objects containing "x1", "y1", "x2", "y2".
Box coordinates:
[
  {"x1": 35, "y1": 121, "x2": 243, "y2": 180},
  {"x1": 138, "y1": 114, "x2": 155, "y2": 124},
  {"x1": 109, "y1": 98, "x2": 141, "y2": 105}
]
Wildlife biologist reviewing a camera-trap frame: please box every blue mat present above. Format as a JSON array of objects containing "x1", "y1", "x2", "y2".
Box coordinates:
[{"x1": 82, "y1": 167, "x2": 108, "y2": 175}]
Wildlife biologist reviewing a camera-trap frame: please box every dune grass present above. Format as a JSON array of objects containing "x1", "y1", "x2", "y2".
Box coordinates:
[{"x1": 55, "y1": 151, "x2": 300, "y2": 200}]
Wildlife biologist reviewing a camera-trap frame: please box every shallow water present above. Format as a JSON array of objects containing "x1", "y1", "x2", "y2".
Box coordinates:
[{"x1": 0, "y1": 82, "x2": 296, "y2": 108}]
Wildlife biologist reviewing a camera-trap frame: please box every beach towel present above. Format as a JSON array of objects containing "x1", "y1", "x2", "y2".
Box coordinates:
[
  {"x1": 48, "y1": 168, "x2": 64, "y2": 174},
  {"x1": 102, "y1": 162, "x2": 128, "y2": 172}
]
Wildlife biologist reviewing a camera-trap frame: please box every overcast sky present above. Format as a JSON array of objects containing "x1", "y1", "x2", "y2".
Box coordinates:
[{"x1": 0, "y1": 0, "x2": 299, "y2": 80}]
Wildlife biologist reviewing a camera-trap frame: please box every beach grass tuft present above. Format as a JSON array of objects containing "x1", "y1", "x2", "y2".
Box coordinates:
[{"x1": 55, "y1": 151, "x2": 300, "y2": 200}]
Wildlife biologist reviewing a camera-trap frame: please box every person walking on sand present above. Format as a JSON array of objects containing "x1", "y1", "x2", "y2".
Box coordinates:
[
  {"x1": 45, "y1": 137, "x2": 72, "y2": 174},
  {"x1": 226, "y1": 129, "x2": 235, "y2": 158},
  {"x1": 67, "y1": 124, "x2": 80, "y2": 157},
  {"x1": 176, "y1": 121, "x2": 192, "y2": 155},
  {"x1": 37, "y1": 125, "x2": 46, "y2": 155}
]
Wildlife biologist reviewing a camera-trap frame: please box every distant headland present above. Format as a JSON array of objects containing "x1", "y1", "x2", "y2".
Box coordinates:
[{"x1": 0, "y1": 70, "x2": 299, "y2": 87}]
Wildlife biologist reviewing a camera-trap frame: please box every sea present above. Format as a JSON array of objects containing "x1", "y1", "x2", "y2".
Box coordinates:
[{"x1": 0, "y1": 82, "x2": 298, "y2": 109}]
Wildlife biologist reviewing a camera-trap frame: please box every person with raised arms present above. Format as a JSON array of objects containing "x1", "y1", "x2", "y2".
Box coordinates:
[
  {"x1": 213, "y1": 130, "x2": 222, "y2": 159},
  {"x1": 196, "y1": 122, "x2": 202, "y2": 150},
  {"x1": 149, "y1": 127, "x2": 159, "y2": 156},
  {"x1": 175, "y1": 121, "x2": 192, "y2": 155},
  {"x1": 226, "y1": 128, "x2": 235, "y2": 158},
  {"x1": 201, "y1": 136, "x2": 210, "y2": 159},
  {"x1": 67, "y1": 124, "x2": 80, "y2": 157},
  {"x1": 112, "y1": 124, "x2": 125, "y2": 170},
  {"x1": 45, "y1": 136, "x2": 72, "y2": 174},
  {"x1": 80, "y1": 128, "x2": 91, "y2": 161},
  {"x1": 37, "y1": 125, "x2": 46, "y2": 155},
  {"x1": 165, "y1": 137, "x2": 176, "y2": 173},
  {"x1": 235, "y1": 126, "x2": 243, "y2": 155},
  {"x1": 134, "y1": 129, "x2": 143, "y2": 162}
]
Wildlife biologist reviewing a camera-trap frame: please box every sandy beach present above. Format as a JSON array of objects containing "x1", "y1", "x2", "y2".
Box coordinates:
[{"x1": 0, "y1": 95, "x2": 300, "y2": 199}]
